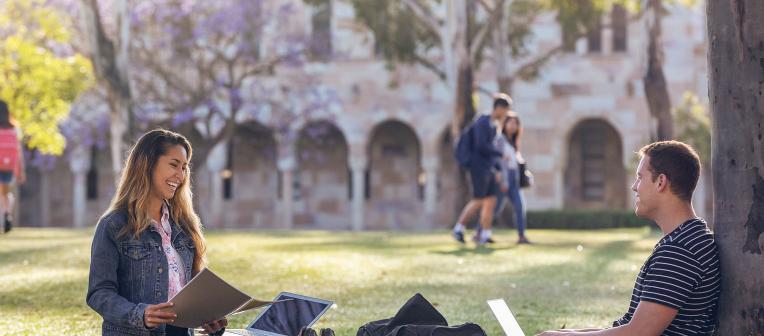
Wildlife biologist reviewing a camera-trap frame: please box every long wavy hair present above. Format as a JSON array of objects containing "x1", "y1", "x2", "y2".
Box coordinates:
[
  {"x1": 0, "y1": 100, "x2": 15, "y2": 129},
  {"x1": 503, "y1": 111, "x2": 522, "y2": 151},
  {"x1": 104, "y1": 129, "x2": 207, "y2": 275}
]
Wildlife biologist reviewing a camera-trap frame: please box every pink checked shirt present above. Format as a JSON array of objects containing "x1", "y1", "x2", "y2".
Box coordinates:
[{"x1": 152, "y1": 203, "x2": 186, "y2": 299}]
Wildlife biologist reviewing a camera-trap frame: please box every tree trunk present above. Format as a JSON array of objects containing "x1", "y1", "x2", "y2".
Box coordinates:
[
  {"x1": 107, "y1": 95, "x2": 129, "y2": 177},
  {"x1": 80, "y1": 0, "x2": 132, "y2": 179},
  {"x1": 453, "y1": 60, "x2": 476, "y2": 221},
  {"x1": 493, "y1": 0, "x2": 514, "y2": 95},
  {"x1": 707, "y1": 0, "x2": 764, "y2": 334},
  {"x1": 449, "y1": 0, "x2": 476, "y2": 223},
  {"x1": 643, "y1": 0, "x2": 673, "y2": 141}
]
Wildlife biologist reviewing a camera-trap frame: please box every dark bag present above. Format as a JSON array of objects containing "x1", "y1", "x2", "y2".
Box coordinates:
[
  {"x1": 357, "y1": 293, "x2": 487, "y2": 336},
  {"x1": 518, "y1": 162, "x2": 533, "y2": 189},
  {"x1": 454, "y1": 125, "x2": 475, "y2": 168},
  {"x1": 299, "y1": 327, "x2": 335, "y2": 336}
]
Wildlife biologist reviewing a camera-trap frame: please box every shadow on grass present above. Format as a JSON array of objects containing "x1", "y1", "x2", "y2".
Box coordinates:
[
  {"x1": 431, "y1": 244, "x2": 516, "y2": 256},
  {"x1": 0, "y1": 275, "x2": 90, "y2": 311},
  {"x1": 247, "y1": 234, "x2": 445, "y2": 253},
  {"x1": 0, "y1": 242, "x2": 89, "y2": 265}
]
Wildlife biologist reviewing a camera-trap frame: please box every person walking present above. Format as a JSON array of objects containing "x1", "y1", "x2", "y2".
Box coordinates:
[
  {"x1": 493, "y1": 112, "x2": 531, "y2": 244},
  {"x1": 452, "y1": 93, "x2": 510, "y2": 245},
  {"x1": 0, "y1": 100, "x2": 25, "y2": 233}
]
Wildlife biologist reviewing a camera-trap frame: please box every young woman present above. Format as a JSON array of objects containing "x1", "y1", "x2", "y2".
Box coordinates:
[
  {"x1": 87, "y1": 129, "x2": 226, "y2": 335},
  {"x1": 0, "y1": 100, "x2": 25, "y2": 232},
  {"x1": 494, "y1": 112, "x2": 531, "y2": 244}
]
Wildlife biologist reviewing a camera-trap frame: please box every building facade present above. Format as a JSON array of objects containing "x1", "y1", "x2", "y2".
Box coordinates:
[{"x1": 19, "y1": 1, "x2": 709, "y2": 230}]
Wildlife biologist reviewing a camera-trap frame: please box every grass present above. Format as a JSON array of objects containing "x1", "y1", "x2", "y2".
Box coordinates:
[{"x1": 0, "y1": 227, "x2": 661, "y2": 335}]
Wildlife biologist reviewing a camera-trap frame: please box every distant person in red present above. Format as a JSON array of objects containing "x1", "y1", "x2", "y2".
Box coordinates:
[{"x1": 0, "y1": 100, "x2": 25, "y2": 233}]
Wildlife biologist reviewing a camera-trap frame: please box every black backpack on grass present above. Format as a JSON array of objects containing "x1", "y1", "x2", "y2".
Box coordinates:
[{"x1": 356, "y1": 293, "x2": 487, "y2": 336}]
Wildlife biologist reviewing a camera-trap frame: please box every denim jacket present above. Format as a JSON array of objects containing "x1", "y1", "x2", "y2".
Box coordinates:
[{"x1": 86, "y1": 208, "x2": 197, "y2": 336}]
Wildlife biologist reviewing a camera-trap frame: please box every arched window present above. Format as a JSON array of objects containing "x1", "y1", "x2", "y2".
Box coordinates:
[{"x1": 565, "y1": 119, "x2": 627, "y2": 209}]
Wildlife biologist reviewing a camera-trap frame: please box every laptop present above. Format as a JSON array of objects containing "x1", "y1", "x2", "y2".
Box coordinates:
[
  {"x1": 487, "y1": 299, "x2": 526, "y2": 336},
  {"x1": 225, "y1": 292, "x2": 333, "y2": 336}
]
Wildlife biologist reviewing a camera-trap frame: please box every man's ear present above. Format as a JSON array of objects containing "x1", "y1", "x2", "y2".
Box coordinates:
[{"x1": 656, "y1": 174, "x2": 669, "y2": 192}]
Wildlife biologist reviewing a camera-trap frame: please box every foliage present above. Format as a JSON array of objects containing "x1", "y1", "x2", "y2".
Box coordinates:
[
  {"x1": 349, "y1": 0, "x2": 608, "y2": 80},
  {"x1": 0, "y1": 227, "x2": 658, "y2": 334},
  {"x1": 0, "y1": 0, "x2": 93, "y2": 155},
  {"x1": 350, "y1": 0, "x2": 440, "y2": 71},
  {"x1": 672, "y1": 92, "x2": 710, "y2": 164},
  {"x1": 526, "y1": 209, "x2": 652, "y2": 229}
]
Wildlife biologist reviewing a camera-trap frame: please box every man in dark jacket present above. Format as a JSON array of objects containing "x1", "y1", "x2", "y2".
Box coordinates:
[{"x1": 452, "y1": 94, "x2": 510, "y2": 245}]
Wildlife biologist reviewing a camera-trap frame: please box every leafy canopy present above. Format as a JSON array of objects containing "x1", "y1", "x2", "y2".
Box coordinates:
[{"x1": 0, "y1": 0, "x2": 93, "y2": 155}]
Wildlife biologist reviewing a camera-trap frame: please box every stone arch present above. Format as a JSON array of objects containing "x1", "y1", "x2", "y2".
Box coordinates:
[
  {"x1": 293, "y1": 120, "x2": 350, "y2": 229},
  {"x1": 222, "y1": 121, "x2": 279, "y2": 228},
  {"x1": 366, "y1": 119, "x2": 423, "y2": 229},
  {"x1": 563, "y1": 118, "x2": 627, "y2": 209}
]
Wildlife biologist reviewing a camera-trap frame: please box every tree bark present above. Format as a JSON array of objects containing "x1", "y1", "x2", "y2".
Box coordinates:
[
  {"x1": 643, "y1": 0, "x2": 673, "y2": 141},
  {"x1": 449, "y1": 1, "x2": 476, "y2": 223},
  {"x1": 707, "y1": 0, "x2": 764, "y2": 334},
  {"x1": 80, "y1": 0, "x2": 132, "y2": 179},
  {"x1": 492, "y1": 0, "x2": 513, "y2": 95}
]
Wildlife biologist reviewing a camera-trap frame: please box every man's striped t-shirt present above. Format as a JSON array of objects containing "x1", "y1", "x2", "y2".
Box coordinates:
[{"x1": 613, "y1": 218, "x2": 721, "y2": 335}]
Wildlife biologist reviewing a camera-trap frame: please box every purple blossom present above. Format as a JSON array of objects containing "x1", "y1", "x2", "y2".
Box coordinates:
[{"x1": 171, "y1": 108, "x2": 195, "y2": 128}]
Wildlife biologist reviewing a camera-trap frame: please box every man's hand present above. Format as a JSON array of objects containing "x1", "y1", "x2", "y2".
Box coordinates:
[
  {"x1": 202, "y1": 318, "x2": 228, "y2": 334},
  {"x1": 143, "y1": 302, "x2": 176, "y2": 328},
  {"x1": 17, "y1": 172, "x2": 25, "y2": 185}
]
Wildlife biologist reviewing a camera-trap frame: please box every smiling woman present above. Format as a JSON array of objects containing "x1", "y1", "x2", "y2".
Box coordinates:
[{"x1": 86, "y1": 129, "x2": 227, "y2": 336}]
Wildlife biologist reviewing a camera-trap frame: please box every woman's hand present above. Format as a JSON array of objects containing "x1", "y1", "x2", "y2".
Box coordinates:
[
  {"x1": 143, "y1": 302, "x2": 176, "y2": 328},
  {"x1": 201, "y1": 318, "x2": 228, "y2": 334}
]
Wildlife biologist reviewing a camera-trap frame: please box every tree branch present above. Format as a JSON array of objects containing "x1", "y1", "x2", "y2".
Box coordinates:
[
  {"x1": 510, "y1": 44, "x2": 565, "y2": 80},
  {"x1": 507, "y1": 8, "x2": 647, "y2": 82},
  {"x1": 470, "y1": 0, "x2": 506, "y2": 63},
  {"x1": 412, "y1": 53, "x2": 447, "y2": 80},
  {"x1": 401, "y1": 0, "x2": 442, "y2": 39}
]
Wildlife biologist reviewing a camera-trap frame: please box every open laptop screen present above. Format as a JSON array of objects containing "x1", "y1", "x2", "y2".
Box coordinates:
[{"x1": 247, "y1": 294, "x2": 331, "y2": 336}]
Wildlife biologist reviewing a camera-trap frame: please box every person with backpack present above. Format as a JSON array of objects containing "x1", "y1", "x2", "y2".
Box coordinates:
[
  {"x1": 452, "y1": 93, "x2": 510, "y2": 245},
  {"x1": 0, "y1": 100, "x2": 26, "y2": 233}
]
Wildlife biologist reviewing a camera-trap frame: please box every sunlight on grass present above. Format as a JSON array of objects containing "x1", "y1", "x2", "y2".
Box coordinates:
[{"x1": 0, "y1": 227, "x2": 659, "y2": 335}]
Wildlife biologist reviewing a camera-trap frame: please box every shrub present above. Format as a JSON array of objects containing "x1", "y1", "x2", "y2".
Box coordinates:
[{"x1": 523, "y1": 209, "x2": 652, "y2": 230}]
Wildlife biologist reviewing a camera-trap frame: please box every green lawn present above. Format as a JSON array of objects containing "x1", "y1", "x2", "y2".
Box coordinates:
[{"x1": 0, "y1": 227, "x2": 660, "y2": 335}]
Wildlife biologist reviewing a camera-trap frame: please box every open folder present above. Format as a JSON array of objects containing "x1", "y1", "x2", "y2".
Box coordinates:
[{"x1": 166, "y1": 268, "x2": 282, "y2": 328}]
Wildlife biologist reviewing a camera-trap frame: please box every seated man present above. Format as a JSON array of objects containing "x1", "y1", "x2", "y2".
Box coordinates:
[{"x1": 538, "y1": 141, "x2": 721, "y2": 336}]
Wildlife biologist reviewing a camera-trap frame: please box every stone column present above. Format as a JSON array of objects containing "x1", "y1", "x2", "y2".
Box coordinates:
[
  {"x1": 40, "y1": 170, "x2": 50, "y2": 227},
  {"x1": 422, "y1": 157, "x2": 439, "y2": 229},
  {"x1": 348, "y1": 156, "x2": 367, "y2": 231},
  {"x1": 277, "y1": 156, "x2": 295, "y2": 230},
  {"x1": 206, "y1": 142, "x2": 227, "y2": 228},
  {"x1": 602, "y1": 13, "x2": 613, "y2": 55},
  {"x1": 69, "y1": 144, "x2": 91, "y2": 228}
]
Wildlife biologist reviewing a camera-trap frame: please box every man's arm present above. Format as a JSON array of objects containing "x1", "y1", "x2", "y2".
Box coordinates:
[
  {"x1": 474, "y1": 118, "x2": 503, "y2": 158},
  {"x1": 535, "y1": 301, "x2": 677, "y2": 336}
]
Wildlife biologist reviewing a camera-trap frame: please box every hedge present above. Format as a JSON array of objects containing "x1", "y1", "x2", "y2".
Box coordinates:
[{"x1": 495, "y1": 209, "x2": 653, "y2": 230}]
